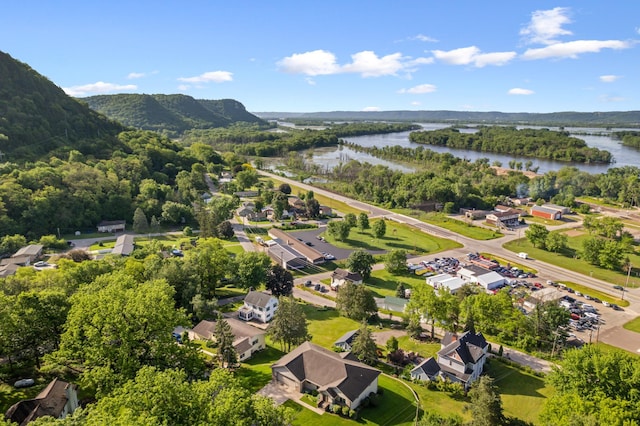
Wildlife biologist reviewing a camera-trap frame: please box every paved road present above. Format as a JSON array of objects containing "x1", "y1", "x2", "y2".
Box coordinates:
[{"x1": 257, "y1": 169, "x2": 640, "y2": 354}]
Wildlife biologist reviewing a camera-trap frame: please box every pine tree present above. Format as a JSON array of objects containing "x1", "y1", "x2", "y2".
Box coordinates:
[
  {"x1": 214, "y1": 313, "x2": 237, "y2": 368},
  {"x1": 351, "y1": 321, "x2": 378, "y2": 365},
  {"x1": 132, "y1": 207, "x2": 149, "y2": 234}
]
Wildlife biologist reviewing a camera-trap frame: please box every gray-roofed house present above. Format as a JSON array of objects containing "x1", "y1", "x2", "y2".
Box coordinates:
[
  {"x1": 436, "y1": 331, "x2": 488, "y2": 388},
  {"x1": 238, "y1": 291, "x2": 278, "y2": 323},
  {"x1": 5, "y1": 378, "x2": 79, "y2": 425},
  {"x1": 330, "y1": 268, "x2": 363, "y2": 290},
  {"x1": 97, "y1": 220, "x2": 126, "y2": 233},
  {"x1": 410, "y1": 357, "x2": 441, "y2": 382},
  {"x1": 111, "y1": 234, "x2": 135, "y2": 256},
  {"x1": 271, "y1": 341, "x2": 380, "y2": 410},
  {"x1": 189, "y1": 318, "x2": 266, "y2": 362},
  {"x1": 334, "y1": 330, "x2": 359, "y2": 351},
  {"x1": 13, "y1": 245, "x2": 44, "y2": 261}
]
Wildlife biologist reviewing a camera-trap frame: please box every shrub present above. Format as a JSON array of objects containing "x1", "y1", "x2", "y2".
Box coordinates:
[
  {"x1": 349, "y1": 409, "x2": 357, "y2": 419},
  {"x1": 498, "y1": 345, "x2": 504, "y2": 357},
  {"x1": 331, "y1": 404, "x2": 341, "y2": 414},
  {"x1": 311, "y1": 389, "x2": 318, "y2": 397},
  {"x1": 341, "y1": 406, "x2": 350, "y2": 416}
]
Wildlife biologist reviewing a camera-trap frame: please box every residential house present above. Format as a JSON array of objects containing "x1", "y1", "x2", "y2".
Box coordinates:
[
  {"x1": 248, "y1": 211, "x2": 268, "y2": 222},
  {"x1": 5, "y1": 378, "x2": 79, "y2": 425},
  {"x1": 330, "y1": 268, "x2": 363, "y2": 290},
  {"x1": 410, "y1": 331, "x2": 488, "y2": 389},
  {"x1": 219, "y1": 171, "x2": 233, "y2": 183},
  {"x1": 334, "y1": 330, "x2": 359, "y2": 351},
  {"x1": 236, "y1": 203, "x2": 255, "y2": 218},
  {"x1": 238, "y1": 291, "x2": 278, "y2": 323},
  {"x1": 111, "y1": 234, "x2": 135, "y2": 256},
  {"x1": 268, "y1": 228, "x2": 325, "y2": 265},
  {"x1": 319, "y1": 205, "x2": 333, "y2": 216},
  {"x1": 13, "y1": 245, "x2": 43, "y2": 261},
  {"x1": 189, "y1": 318, "x2": 266, "y2": 362},
  {"x1": 271, "y1": 341, "x2": 381, "y2": 410},
  {"x1": 287, "y1": 196, "x2": 306, "y2": 212},
  {"x1": 462, "y1": 209, "x2": 489, "y2": 220},
  {"x1": 530, "y1": 205, "x2": 562, "y2": 220},
  {"x1": 0, "y1": 244, "x2": 44, "y2": 269},
  {"x1": 97, "y1": 220, "x2": 126, "y2": 233},
  {"x1": 234, "y1": 190, "x2": 259, "y2": 198},
  {"x1": 0, "y1": 263, "x2": 20, "y2": 278}
]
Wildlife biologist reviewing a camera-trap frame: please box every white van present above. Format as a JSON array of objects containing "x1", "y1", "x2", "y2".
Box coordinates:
[{"x1": 518, "y1": 252, "x2": 528, "y2": 259}]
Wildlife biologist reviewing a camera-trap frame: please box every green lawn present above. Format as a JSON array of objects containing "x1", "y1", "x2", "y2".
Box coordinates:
[
  {"x1": 324, "y1": 219, "x2": 461, "y2": 256},
  {"x1": 286, "y1": 374, "x2": 417, "y2": 426},
  {"x1": 504, "y1": 235, "x2": 640, "y2": 288},
  {"x1": 365, "y1": 269, "x2": 428, "y2": 299},
  {"x1": 594, "y1": 342, "x2": 640, "y2": 357},
  {"x1": 89, "y1": 240, "x2": 116, "y2": 251},
  {"x1": 488, "y1": 360, "x2": 554, "y2": 425},
  {"x1": 556, "y1": 281, "x2": 628, "y2": 307},
  {"x1": 303, "y1": 305, "x2": 362, "y2": 349},
  {"x1": 623, "y1": 316, "x2": 640, "y2": 333},
  {"x1": 394, "y1": 336, "x2": 440, "y2": 359},
  {"x1": 235, "y1": 345, "x2": 285, "y2": 393},
  {"x1": 479, "y1": 253, "x2": 537, "y2": 274},
  {"x1": 394, "y1": 210, "x2": 502, "y2": 240},
  {"x1": 408, "y1": 382, "x2": 470, "y2": 423}
]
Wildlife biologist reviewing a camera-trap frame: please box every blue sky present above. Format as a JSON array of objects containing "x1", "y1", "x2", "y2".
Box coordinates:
[{"x1": 2, "y1": 1, "x2": 638, "y2": 113}]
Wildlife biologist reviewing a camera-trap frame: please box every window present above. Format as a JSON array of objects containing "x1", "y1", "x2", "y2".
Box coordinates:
[{"x1": 252, "y1": 339, "x2": 259, "y2": 345}]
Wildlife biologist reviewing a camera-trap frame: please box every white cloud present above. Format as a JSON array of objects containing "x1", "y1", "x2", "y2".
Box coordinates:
[
  {"x1": 599, "y1": 94, "x2": 625, "y2": 102},
  {"x1": 411, "y1": 101, "x2": 422, "y2": 106},
  {"x1": 305, "y1": 77, "x2": 316, "y2": 86},
  {"x1": 63, "y1": 81, "x2": 137, "y2": 97},
  {"x1": 398, "y1": 84, "x2": 437, "y2": 94},
  {"x1": 362, "y1": 106, "x2": 381, "y2": 112},
  {"x1": 277, "y1": 50, "x2": 340, "y2": 76},
  {"x1": 413, "y1": 34, "x2": 438, "y2": 43},
  {"x1": 178, "y1": 71, "x2": 233, "y2": 83},
  {"x1": 508, "y1": 88, "x2": 535, "y2": 95},
  {"x1": 341, "y1": 51, "x2": 405, "y2": 77},
  {"x1": 522, "y1": 40, "x2": 632, "y2": 60},
  {"x1": 599, "y1": 74, "x2": 621, "y2": 83},
  {"x1": 432, "y1": 46, "x2": 516, "y2": 67},
  {"x1": 278, "y1": 50, "x2": 432, "y2": 78},
  {"x1": 521, "y1": 7, "x2": 572, "y2": 45},
  {"x1": 177, "y1": 84, "x2": 189, "y2": 91},
  {"x1": 127, "y1": 72, "x2": 145, "y2": 79}
]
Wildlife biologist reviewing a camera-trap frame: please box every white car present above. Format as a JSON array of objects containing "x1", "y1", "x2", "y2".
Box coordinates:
[
  {"x1": 33, "y1": 261, "x2": 48, "y2": 268},
  {"x1": 323, "y1": 253, "x2": 336, "y2": 260},
  {"x1": 602, "y1": 301, "x2": 611, "y2": 307}
]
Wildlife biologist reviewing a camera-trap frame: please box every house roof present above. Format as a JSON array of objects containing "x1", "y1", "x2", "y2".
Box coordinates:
[
  {"x1": 192, "y1": 318, "x2": 265, "y2": 350},
  {"x1": 438, "y1": 331, "x2": 488, "y2": 367},
  {"x1": 411, "y1": 357, "x2": 441, "y2": 377},
  {"x1": 268, "y1": 229, "x2": 325, "y2": 263},
  {"x1": 531, "y1": 205, "x2": 560, "y2": 215},
  {"x1": 459, "y1": 264, "x2": 492, "y2": 276},
  {"x1": 331, "y1": 268, "x2": 363, "y2": 282},
  {"x1": 0, "y1": 263, "x2": 20, "y2": 277},
  {"x1": 476, "y1": 271, "x2": 506, "y2": 286},
  {"x1": 5, "y1": 378, "x2": 76, "y2": 425},
  {"x1": 112, "y1": 234, "x2": 135, "y2": 256},
  {"x1": 334, "y1": 330, "x2": 359, "y2": 346},
  {"x1": 1, "y1": 255, "x2": 32, "y2": 266},
  {"x1": 97, "y1": 220, "x2": 126, "y2": 227},
  {"x1": 272, "y1": 341, "x2": 380, "y2": 402},
  {"x1": 13, "y1": 245, "x2": 43, "y2": 257},
  {"x1": 245, "y1": 291, "x2": 276, "y2": 309}
]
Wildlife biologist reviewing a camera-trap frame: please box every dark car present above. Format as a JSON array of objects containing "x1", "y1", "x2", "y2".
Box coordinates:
[{"x1": 613, "y1": 285, "x2": 624, "y2": 291}]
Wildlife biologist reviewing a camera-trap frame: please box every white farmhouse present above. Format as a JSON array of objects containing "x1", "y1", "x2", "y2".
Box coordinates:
[{"x1": 238, "y1": 291, "x2": 279, "y2": 323}]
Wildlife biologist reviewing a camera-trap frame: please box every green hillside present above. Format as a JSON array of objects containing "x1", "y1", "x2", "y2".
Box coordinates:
[
  {"x1": 0, "y1": 51, "x2": 126, "y2": 161},
  {"x1": 84, "y1": 94, "x2": 267, "y2": 135}
]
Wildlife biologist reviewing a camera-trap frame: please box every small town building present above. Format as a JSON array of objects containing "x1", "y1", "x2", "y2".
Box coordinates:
[
  {"x1": 375, "y1": 296, "x2": 408, "y2": 313},
  {"x1": 486, "y1": 209, "x2": 521, "y2": 228},
  {"x1": 475, "y1": 271, "x2": 507, "y2": 291},
  {"x1": 268, "y1": 228, "x2": 325, "y2": 265},
  {"x1": 333, "y1": 330, "x2": 359, "y2": 351},
  {"x1": 530, "y1": 205, "x2": 562, "y2": 220},
  {"x1": 267, "y1": 243, "x2": 306, "y2": 270},
  {"x1": 330, "y1": 268, "x2": 363, "y2": 289},
  {"x1": 189, "y1": 317, "x2": 266, "y2": 362},
  {"x1": 5, "y1": 379, "x2": 79, "y2": 425},
  {"x1": 458, "y1": 264, "x2": 493, "y2": 281},
  {"x1": 111, "y1": 234, "x2": 135, "y2": 256},
  {"x1": 271, "y1": 341, "x2": 381, "y2": 410},
  {"x1": 97, "y1": 220, "x2": 126, "y2": 233},
  {"x1": 238, "y1": 291, "x2": 279, "y2": 323}
]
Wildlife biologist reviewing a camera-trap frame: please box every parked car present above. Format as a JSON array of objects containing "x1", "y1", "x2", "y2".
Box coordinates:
[
  {"x1": 602, "y1": 301, "x2": 611, "y2": 307},
  {"x1": 305, "y1": 280, "x2": 312, "y2": 286},
  {"x1": 575, "y1": 291, "x2": 582, "y2": 297},
  {"x1": 14, "y1": 378, "x2": 35, "y2": 388},
  {"x1": 33, "y1": 261, "x2": 49, "y2": 267}
]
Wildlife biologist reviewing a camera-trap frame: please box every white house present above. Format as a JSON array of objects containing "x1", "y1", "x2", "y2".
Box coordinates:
[
  {"x1": 189, "y1": 318, "x2": 266, "y2": 362},
  {"x1": 238, "y1": 291, "x2": 278, "y2": 323},
  {"x1": 330, "y1": 268, "x2": 363, "y2": 290},
  {"x1": 411, "y1": 331, "x2": 488, "y2": 389},
  {"x1": 97, "y1": 220, "x2": 126, "y2": 233},
  {"x1": 271, "y1": 341, "x2": 380, "y2": 410}
]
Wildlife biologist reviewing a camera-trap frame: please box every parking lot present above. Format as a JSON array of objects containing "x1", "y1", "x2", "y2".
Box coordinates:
[{"x1": 285, "y1": 227, "x2": 386, "y2": 261}]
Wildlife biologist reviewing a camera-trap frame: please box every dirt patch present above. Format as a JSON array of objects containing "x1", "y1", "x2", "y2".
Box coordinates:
[
  {"x1": 372, "y1": 329, "x2": 406, "y2": 345},
  {"x1": 564, "y1": 229, "x2": 584, "y2": 237}
]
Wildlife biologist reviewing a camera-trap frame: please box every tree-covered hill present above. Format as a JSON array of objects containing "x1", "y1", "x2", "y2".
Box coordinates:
[
  {"x1": 83, "y1": 94, "x2": 267, "y2": 135},
  {"x1": 0, "y1": 50, "x2": 127, "y2": 161}
]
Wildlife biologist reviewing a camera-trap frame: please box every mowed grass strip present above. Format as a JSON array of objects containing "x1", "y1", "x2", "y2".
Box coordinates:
[
  {"x1": 323, "y1": 219, "x2": 461, "y2": 256},
  {"x1": 395, "y1": 210, "x2": 503, "y2": 240},
  {"x1": 623, "y1": 316, "x2": 640, "y2": 333},
  {"x1": 556, "y1": 281, "x2": 628, "y2": 307}
]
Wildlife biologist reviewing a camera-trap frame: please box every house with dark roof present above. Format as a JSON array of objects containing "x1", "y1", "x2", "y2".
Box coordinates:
[
  {"x1": 189, "y1": 317, "x2": 266, "y2": 362},
  {"x1": 271, "y1": 341, "x2": 380, "y2": 410},
  {"x1": 410, "y1": 331, "x2": 488, "y2": 389},
  {"x1": 330, "y1": 269, "x2": 363, "y2": 290},
  {"x1": 334, "y1": 330, "x2": 359, "y2": 351},
  {"x1": 238, "y1": 291, "x2": 278, "y2": 323},
  {"x1": 5, "y1": 378, "x2": 78, "y2": 425}
]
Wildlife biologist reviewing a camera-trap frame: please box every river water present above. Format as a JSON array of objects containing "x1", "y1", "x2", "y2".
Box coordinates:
[{"x1": 316, "y1": 123, "x2": 640, "y2": 175}]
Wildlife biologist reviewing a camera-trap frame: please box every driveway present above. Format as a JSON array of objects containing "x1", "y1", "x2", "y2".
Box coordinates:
[{"x1": 257, "y1": 380, "x2": 325, "y2": 414}]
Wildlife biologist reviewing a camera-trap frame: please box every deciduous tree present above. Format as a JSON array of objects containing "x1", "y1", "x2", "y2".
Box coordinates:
[
  {"x1": 265, "y1": 264, "x2": 294, "y2": 297},
  {"x1": 346, "y1": 249, "x2": 375, "y2": 280},
  {"x1": 385, "y1": 249, "x2": 408, "y2": 274},
  {"x1": 335, "y1": 282, "x2": 377, "y2": 321},
  {"x1": 268, "y1": 297, "x2": 310, "y2": 352},
  {"x1": 525, "y1": 223, "x2": 549, "y2": 249},
  {"x1": 235, "y1": 251, "x2": 271, "y2": 290},
  {"x1": 373, "y1": 219, "x2": 387, "y2": 239}
]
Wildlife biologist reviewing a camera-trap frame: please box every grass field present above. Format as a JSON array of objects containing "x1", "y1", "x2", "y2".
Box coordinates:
[
  {"x1": 408, "y1": 382, "x2": 470, "y2": 423},
  {"x1": 488, "y1": 360, "x2": 554, "y2": 424},
  {"x1": 285, "y1": 374, "x2": 417, "y2": 426},
  {"x1": 324, "y1": 219, "x2": 461, "y2": 257},
  {"x1": 365, "y1": 269, "x2": 428, "y2": 299},
  {"x1": 303, "y1": 305, "x2": 362, "y2": 348},
  {"x1": 394, "y1": 336, "x2": 440, "y2": 358},
  {"x1": 623, "y1": 316, "x2": 640, "y2": 333},
  {"x1": 394, "y1": 210, "x2": 502, "y2": 240},
  {"x1": 235, "y1": 345, "x2": 285, "y2": 393},
  {"x1": 504, "y1": 236, "x2": 640, "y2": 289}
]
